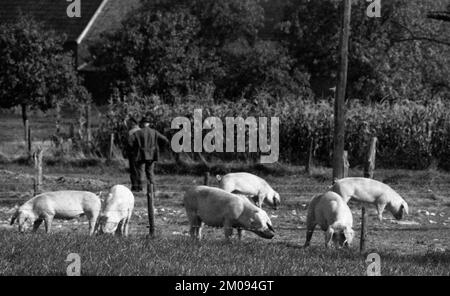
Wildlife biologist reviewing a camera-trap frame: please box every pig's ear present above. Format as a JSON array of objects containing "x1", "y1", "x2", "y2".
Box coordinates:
[{"x1": 402, "y1": 203, "x2": 409, "y2": 215}]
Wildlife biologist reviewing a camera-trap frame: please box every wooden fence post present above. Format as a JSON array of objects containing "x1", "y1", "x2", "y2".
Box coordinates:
[
  {"x1": 343, "y1": 150, "x2": 349, "y2": 178},
  {"x1": 360, "y1": 137, "x2": 377, "y2": 253},
  {"x1": 27, "y1": 125, "x2": 32, "y2": 155},
  {"x1": 364, "y1": 137, "x2": 377, "y2": 179},
  {"x1": 147, "y1": 183, "x2": 155, "y2": 237},
  {"x1": 109, "y1": 133, "x2": 115, "y2": 160},
  {"x1": 360, "y1": 206, "x2": 367, "y2": 253},
  {"x1": 305, "y1": 137, "x2": 314, "y2": 175},
  {"x1": 33, "y1": 147, "x2": 44, "y2": 195},
  {"x1": 55, "y1": 102, "x2": 61, "y2": 136},
  {"x1": 86, "y1": 103, "x2": 92, "y2": 144},
  {"x1": 204, "y1": 171, "x2": 210, "y2": 186}
]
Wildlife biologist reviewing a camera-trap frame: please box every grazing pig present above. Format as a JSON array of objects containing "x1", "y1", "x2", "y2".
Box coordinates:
[
  {"x1": 331, "y1": 177, "x2": 409, "y2": 221},
  {"x1": 184, "y1": 186, "x2": 275, "y2": 240},
  {"x1": 216, "y1": 172, "x2": 280, "y2": 209},
  {"x1": 10, "y1": 191, "x2": 101, "y2": 235},
  {"x1": 98, "y1": 185, "x2": 134, "y2": 237},
  {"x1": 304, "y1": 191, "x2": 354, "y2": 248}
]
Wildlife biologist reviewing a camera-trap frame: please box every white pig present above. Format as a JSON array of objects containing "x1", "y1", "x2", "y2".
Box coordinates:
[
  {"x1": 216, "y1": 172, "x2": 280, "y2": 209},
  {"x1": 10, "y1": 191, "x2": 101, "y2": 235},
  {"x1": 184, "y1": 185, "x2": 275, "y2": 240},
  {"x1": 98, "y1": 185, "x2": 134, "y2": 237},
  {"x1": 304, "y1": 191, "x2": 354, "y2": 248}
]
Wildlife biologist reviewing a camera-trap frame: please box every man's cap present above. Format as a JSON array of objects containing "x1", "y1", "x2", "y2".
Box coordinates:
[{"x1": 140, "y1": 116, "x2": 151, "y2": 124}]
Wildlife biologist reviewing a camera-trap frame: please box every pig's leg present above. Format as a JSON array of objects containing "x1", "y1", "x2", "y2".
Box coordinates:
[
  {"x1": 257, "y1": 193, "x2": 266, "y2": 208},
  {"x1": 44, "y1": 215, "x2": 53, "y2": 234},
  {"x1": 32, "y1": 219, "x2": 43, "y2": 232},
  {"x1": 224, "y1": 221, "x2": 233, "y2": 241},
  {"x1": 325, "y1": 227, "x2": 334, "y2": 248},
  {"x1": 115, "y1": 220, "x2": 124, "y2": 236},
  {"x1": 304, "y1": 209, "x2": 316, "y2": 247},
  {"x1": 188, "y1": 213, "x2": 202, "y2": 240},
  {"x1": 123, "y1": 218, "x2": 130, "y2": 237},
  {"x1": 93, "y1": 216, "x2": 102, "y2": 235},
  {"x1": 376, "y1": 202, "x2": 386, "y2": 222},
  {"x1": 87, "y1": 211, "x2": 99, "y2": 236},
  {"x1": 191, "y1": 220, "x2": 203, "y2": 240},
  {"x1": 197, "y1": 223, "x2": 203, "y2": 240}
]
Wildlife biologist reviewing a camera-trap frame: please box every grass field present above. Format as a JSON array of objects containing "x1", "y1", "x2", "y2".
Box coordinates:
[
  {"x1": 1, "y1": 110, "x2": 449, "y2": 276},
  {"x1": 0, "y1": 164, "x2": 449, "y2": 276}
]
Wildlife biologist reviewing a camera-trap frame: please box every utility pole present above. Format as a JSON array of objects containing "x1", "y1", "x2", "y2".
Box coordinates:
[{"x1": 333, "y1": 0, "x2": 352, "y2": 180}]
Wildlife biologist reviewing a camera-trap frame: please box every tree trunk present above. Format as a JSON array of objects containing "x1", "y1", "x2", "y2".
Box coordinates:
[
  {"x1": 55, "y1": 102, "x2": 61, "y2": 136},
  {"x1": 21, "y1": 104, "x2": 30, "y2": 155},
  {"x1": 86, "y1": 103, "x2": 92, "y2": 143},
  {"x1": 332, "y1": 0, "x2": 352, "y2": 180},
  {"x1": 305, "y1": 137, "x2": 314, "y2": 175}
]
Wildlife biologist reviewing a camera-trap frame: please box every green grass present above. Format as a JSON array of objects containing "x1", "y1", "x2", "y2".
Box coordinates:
[
  {"x1": 0, "y1": 165, "x2": 449, "y2": 275},
  {"x1": 0, "y1": 230, "x2": 448, "y2": 276}
]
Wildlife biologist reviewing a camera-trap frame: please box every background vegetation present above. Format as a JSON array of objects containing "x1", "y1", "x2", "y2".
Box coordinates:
[{"x1": 1, "y1": 0, "x2": 449, "y2": 170}]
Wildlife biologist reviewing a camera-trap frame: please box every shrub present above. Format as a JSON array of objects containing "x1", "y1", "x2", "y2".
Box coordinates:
[{"x1": 96, "y1": 94, "x2": 450, "y2": 170}]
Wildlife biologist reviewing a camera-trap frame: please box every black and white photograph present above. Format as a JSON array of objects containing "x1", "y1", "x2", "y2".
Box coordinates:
[{"x1": 0, "y1": 0, "x2": 449, "y2": 282}]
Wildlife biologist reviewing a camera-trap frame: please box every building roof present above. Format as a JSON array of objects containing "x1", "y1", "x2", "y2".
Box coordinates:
[
  {"x1": 0, "y1": 0, "x2": 104, "y2": 42},
  {"x1": 0, "y1": 0, "x2": 142, "y2": 66}
]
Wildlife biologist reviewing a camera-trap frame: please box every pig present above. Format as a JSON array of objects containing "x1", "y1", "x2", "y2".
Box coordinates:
[
  {"x1": 216, "y1": 172, "x2": 280, "y2": 209},
  {"x1": 304, "y1": 191, "x2": 354, "y2": 248},
  {"x1": 10, "y1": 191, "x2": 101, "y2": 235},
  {"x1": 98, "y1": 185, "x2": 135, "y2": 237},
  {"x1": 330, "y1": 177, "x2": 409, "y2": 221},
  {"x1": 183, "y1": 185, "x2": 275, "y2": 240}
]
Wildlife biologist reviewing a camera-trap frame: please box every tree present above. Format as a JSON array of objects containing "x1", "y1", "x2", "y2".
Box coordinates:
[
  {"x1": 93, "y1": 0, "x2": 312, "y2": 102},
  {"x1": 277, "y1": 0, "x2": 449, "y2": 102},
  {"x1": 0, "y1": 14, "x2": 89, "y2": 149},
  {"x1": 92, "y1": 5, "x2": 218, "y2": 103}
]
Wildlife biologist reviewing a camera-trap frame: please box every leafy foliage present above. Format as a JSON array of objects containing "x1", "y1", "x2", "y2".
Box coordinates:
[
  {"x1": 92, "y1": 0, "x2": 311, "y2": 102},
  {"x1": 277, "y1": 0, "x2": 450, "y2": 102},
  {"x1": 99, "y1": 93, "x2": 450, "y2": 170},
  {"x1": 0, "y1": 14, "x2": 89, "y2": 112}
]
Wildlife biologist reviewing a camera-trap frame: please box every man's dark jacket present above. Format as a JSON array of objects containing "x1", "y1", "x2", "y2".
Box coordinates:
[{"x1": 129, "y1": 127, "x2": 167, "y2": 162}]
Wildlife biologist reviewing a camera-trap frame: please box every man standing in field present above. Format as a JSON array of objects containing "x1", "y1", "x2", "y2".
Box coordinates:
[
  {"x1": 130, "y1": 116, "x2": 170, "y2": 191},
  {"x1": 127, "y1": 118, "x2": 141, "y2": 192}
]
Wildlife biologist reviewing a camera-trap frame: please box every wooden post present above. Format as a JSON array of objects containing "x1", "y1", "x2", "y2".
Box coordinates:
[
  {"x1": 360, "y1": 206, "x2": 367, "y2": 253},
  {"x1": 343, "y1": 150, "x2": 349, "y2": 178},
  {"x1": 109, "y1": 133, "x2": 115, "y2": 160},
  {"x1": 332, "y1": 0, "x2": 352, "y2": 180},
  {"x1": 147, "y1": 183, "x2": 155, "y2": 237},
  {"x1": 305, "y1": 137, "x2": 314, "y2": 175},
  {"x1": 27, "y1": 125, "x2": 32, "y2": 155},
  {"x1": 86, "y1": 103, "x2": 92, "y2": 143},
  {"x1": 69, "y1": 123, "x2": 75, "y2": 139},
  {"x1": 22, "y1": 104, "x2": 30, "y2": 155},
  {"x1": 364, "y1": 137, "x2": 377, "y2": 179},
  {"x1": 33, "y1": 148, "x2": 43, "y2": 194},
  {"x1": 55, "y1": 102, "x2": 61, "y2": 136},
  {"x1": 204, "y1": 171, "x2": 210, "y2": 186}
]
